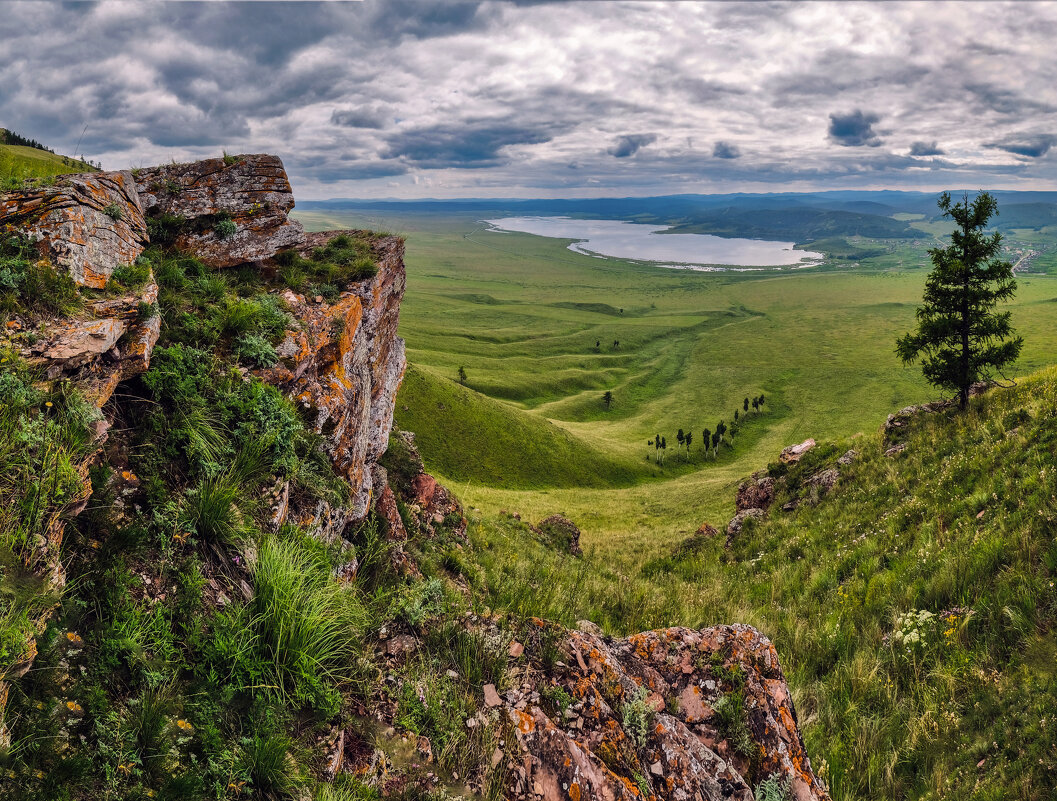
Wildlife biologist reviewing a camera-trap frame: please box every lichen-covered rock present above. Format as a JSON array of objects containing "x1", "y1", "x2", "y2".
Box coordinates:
[
  {"x1": 134, "y1": 154, "x2": 304, "y2": 268},
  {"x1": 253, "y1": 231, "x2": 406, "y2": 520},
  {"x1": 736, "y1": 475, "x2": 776, "y2": 512},
  {"x1": 807, "y1": 468, "x2": 839, "y2": 493},
  {"x1": 495, "y1": 622, "x2": 829, "y2": 801},
  {"x1": 18, "y1": 277, "x2": 160, "y2": 414},
  {"x1": 0, "y1": 170, "x2": 148, "y2": 287},
  {"x1": 780, "y1": 438, "x2": 816, "y2": 464}
]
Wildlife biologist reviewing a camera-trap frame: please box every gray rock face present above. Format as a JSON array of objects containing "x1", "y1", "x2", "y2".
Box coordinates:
[
  {"x1": 736, "y1": 475, "x2": 776, "y2": 512},
  {"x1": 0, "y1": 170, "x2": 148, "y2": 287},
  {"x1": 134, "y1": 153, "x2": 305, "y2": 268}
]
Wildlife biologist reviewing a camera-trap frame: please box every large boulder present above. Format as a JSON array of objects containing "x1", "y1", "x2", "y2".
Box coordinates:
[
  {"x1": 780, "y1": 438, "x2": 816, "y2": 464},
  {"x1": 495, "y1": 622, "x2": 829, "y2": 801},
  {"x1": 0, "y1": 170, "x2": 148, "y2": 287},
  {"x1": 726, "y1": 508, "x2": 765, "y2": 545},
  {"x1": 134, "y1": 153, "x2": 304, "y2": 268},
  {"x1": 534, "y1": 514, "x2": 583, "y2": 556}
]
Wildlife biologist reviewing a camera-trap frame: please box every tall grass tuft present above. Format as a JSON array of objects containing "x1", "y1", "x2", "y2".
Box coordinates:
[{"x1": 251, "y1": 535, "x2": 368, "y2": 703}]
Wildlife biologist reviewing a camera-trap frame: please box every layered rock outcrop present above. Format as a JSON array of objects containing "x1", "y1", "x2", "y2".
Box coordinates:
[
  {"x1": 134, "y1": 153, "x2": 305, "y2": 268},
  {"x1": 254, "y1": 230, "x2": 406, "y2": 520},
  {"x1": 1, "y1": 155, "x2": 405, "y2": 522},
  {"x1": 0, "y1": 170, "x2": 148, "y2": 288}
]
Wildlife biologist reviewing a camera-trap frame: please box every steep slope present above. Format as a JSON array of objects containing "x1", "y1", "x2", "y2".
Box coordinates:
[
  {"x1": 395, "y1": 364, "x2": 647, "y2": 488},
  {"x1": 464, "y1": 372, "x2": 1057, "y2": 801}
]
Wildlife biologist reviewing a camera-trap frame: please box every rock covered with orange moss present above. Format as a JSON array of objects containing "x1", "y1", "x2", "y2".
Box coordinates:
[
  {"x1": 254, "y1": 230, "x2": 406, "y2": 521},
  {"x1": 497, "y1": 622, "x2": 829, "y2": 801},
  {"x1": 0, "y1": 170, "x2": 148, "y2": 287},
  {"x1": 134, "y1": 153, "x2": 304, "y2": 268}
]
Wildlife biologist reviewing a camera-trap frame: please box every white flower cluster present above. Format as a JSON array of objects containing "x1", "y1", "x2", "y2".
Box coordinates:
[{"x1": 892, "y1": 609, "x2": 936, "y2": 649}]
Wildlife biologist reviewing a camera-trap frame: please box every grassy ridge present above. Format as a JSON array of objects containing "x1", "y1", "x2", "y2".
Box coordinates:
[
  {"x1": 0, "y1": 143, "x2": 94, "y2": 187},
  {"x1": 394, "y1": 364, "x2": 650, "y2": 488},
  {"x1": 466, "y1": 371, "x2": 1057, "y2": 800}
]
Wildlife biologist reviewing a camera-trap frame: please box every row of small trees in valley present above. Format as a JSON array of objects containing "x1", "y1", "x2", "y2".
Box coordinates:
[{"x1": 646, "y1": 394, "x2": 766, "y2": 463}]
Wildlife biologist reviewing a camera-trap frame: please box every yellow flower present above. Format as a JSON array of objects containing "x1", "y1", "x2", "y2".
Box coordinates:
[{"x1": 176, "y1": 719, "x2": 193, "y2": 731}]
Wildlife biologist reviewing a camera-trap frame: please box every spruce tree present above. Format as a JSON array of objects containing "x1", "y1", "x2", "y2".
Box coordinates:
[{"x1": 897, "y1": 192, "x2": 1022, "y2": 409}]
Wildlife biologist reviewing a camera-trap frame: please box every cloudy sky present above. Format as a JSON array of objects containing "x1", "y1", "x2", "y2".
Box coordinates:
[{"x1": 2, "y1": 1, "x2": 1056, "y2": 199}]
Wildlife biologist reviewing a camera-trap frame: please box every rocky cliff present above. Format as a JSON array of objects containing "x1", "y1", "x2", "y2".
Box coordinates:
[{"x1": 0, "y1": 154, "x2": 404, "y2": 521}]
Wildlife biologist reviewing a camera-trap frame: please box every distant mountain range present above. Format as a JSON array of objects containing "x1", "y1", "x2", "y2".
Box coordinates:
[{"x1": 301, "y1": 189, "x2": 1057, "y2": 243}]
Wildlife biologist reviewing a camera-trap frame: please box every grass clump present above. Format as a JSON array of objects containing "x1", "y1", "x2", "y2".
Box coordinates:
[
  {"x1": 0, "y1": 232, "x2": 80, "y2": 317},
  {"x1": 274, "y1": 232, "x2": 378, "y2": 292},
  {"x1": 251, "y1": 535, "x2": 368, "y2": 707}
]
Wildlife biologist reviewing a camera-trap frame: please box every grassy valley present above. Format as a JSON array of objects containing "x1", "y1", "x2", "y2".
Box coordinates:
[{"x1": 294, "y1": 207, "x2": 1057, "y2": 559}]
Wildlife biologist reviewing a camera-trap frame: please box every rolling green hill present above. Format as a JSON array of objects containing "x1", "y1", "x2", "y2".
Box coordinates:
[
  {"x1": 0, "y1": 128, "x2": 95, "y2": 187},
  {"x1": 394, "y1": 364, "x2": 650, "y2": 488}
]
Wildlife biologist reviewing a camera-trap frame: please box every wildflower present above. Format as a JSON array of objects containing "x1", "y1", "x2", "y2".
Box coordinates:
[
  {"x1": 65, "y1": 700, "x2": 83, "y2": 714},
  {"x1": 117, "y1": 763, "x2": 133, "y2": 776},
  {"x1": 65, "y1": 631, "x2": 83, "y2": 645},
  {"x1": 176, "y1": 719, "x2": 193, "y2": 732}
]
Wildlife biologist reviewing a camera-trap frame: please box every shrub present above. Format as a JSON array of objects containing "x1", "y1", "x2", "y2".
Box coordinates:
[
  {"x1": 108, "y1": 259, "x2": 152, "y2": 291},
  {"x1": 621, "y1": 684, "x2": 654, "y2": 748},
  {"x1": 754, "y1": 775, "x2": 791, "y2": 801},
  {"x1": 214, "y1": 218, "x2": 238, "y2": 239},
  {"x1": 0, "y1": 232, "x2": 80, "y2": 316},
  {"x1": 102, "y1": 202, "x2": 124, "y2": 221},
  {"x1": 234, "y1": 333, "x2": 278, "y2": 368}
]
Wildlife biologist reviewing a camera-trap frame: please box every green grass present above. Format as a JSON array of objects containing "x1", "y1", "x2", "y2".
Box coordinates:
[
  {"x1": 0, "y1": 143, "x2": 94, "y2": 188},
  {"x1": 462, "y1": 370, "x2": 1057, "y2": 800},
  {"x1": 294, "y1": 209, "x2": 1057, "y2": 558}
]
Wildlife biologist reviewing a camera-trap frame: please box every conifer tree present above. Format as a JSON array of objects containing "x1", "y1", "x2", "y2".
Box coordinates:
[
  {"x1": 897, "y1": 192, "x2": 1022, "y2": 409},
  {"x1": 702, "y1": 428, "x2": 711, "y2": 458}
]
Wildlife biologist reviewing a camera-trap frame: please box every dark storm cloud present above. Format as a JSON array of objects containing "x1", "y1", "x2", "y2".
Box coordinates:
[
  {"x1": 363, "y1": 0, "x2": 492, "y2": 42},
  {"x1": 382, "y1": 120, "x2": 559, "y2": 168},
  {"x1": 964, "y1": 82, "x2": 1057, "y2": 115},
  {"x1": 332, "y1": 107, "x2": 390, "y2": 130},
  {"x1": 909, "y1": 141, "x2": 945, "y2": 157},
  {"x1": 712, "y1": 141, "x2": 741, "y2": 159},
  {"x1": 828, "y1": 111, "x2": 882, "y2": 148},
  {"x1": 608, "y1": 134, "x2": 656, "y2": 158},
  {"x1": 984, "y1": 134, "x2": 1057, "y2": 158}
]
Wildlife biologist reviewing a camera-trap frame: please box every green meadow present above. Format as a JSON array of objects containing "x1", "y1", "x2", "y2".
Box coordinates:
[
  {"x1": 294, "y1": 208, "x2": 1057, "y2": 561},
  {"x1": 0, "y1": 142, "x2": 94, "y2": 187}
]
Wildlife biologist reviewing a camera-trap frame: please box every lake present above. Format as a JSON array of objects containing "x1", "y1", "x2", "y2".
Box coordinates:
[{"x1": 483, "y1": 216, "x2": 824, "y2": 269}]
